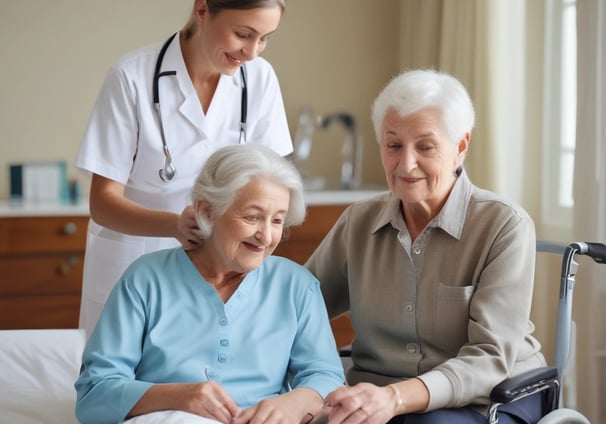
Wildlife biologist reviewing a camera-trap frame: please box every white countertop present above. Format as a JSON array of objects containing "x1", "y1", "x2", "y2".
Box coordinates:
[
  {"x1": 0, "y1": 200, "x2": 90, "y2": 217},
  {"x1": 0, "y1": 189, "x2": 388, "y2": 217},
  {"x1": 303, "y1": 189, "x2": 387, "y2": 205}
]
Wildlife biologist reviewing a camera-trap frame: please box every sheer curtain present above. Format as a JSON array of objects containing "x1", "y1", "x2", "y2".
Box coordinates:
[
  {"x1": 573, "y1": 1, "x2": 606, "y2": 423},
  {"x1": 398, "y1": 0, "x2": 606, "y2": 421}
]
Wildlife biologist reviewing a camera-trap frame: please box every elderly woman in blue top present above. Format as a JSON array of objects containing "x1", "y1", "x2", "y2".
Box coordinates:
[
  {"x1": 75, "y1": 144, "x2": 345, "y2": 424},
  {"x1": 306, "y1": 70, "x2": 545, "y2": 424}
]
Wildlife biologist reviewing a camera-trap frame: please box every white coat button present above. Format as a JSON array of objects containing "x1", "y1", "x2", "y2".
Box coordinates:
[
  {"x1": 405, "y1": 304, "x2": 414, "y2": 312},
  {"x1": 407, "y1": 343, "x2": 418, "y2": 353},
  {"x1": 413, "y1": 247, "x2": 421, "y2": 255}
]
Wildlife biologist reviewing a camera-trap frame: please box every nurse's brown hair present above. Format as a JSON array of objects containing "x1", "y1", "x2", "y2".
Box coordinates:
[{"x1": 182, "y1": 0, "x2": 286, "y2": 39}]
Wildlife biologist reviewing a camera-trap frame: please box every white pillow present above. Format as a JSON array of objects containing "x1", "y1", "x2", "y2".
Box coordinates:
[{"x1": 0, "y1": 329, "x2": 85, "y2": 424}]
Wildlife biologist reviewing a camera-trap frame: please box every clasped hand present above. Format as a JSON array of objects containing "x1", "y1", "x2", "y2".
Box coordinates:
[
  {"x1": 322, "y1": 383, "x2": 399, "y2": 424},
  {"x1": 177, "y1": 381, "x2": 314, "y2": 424}
]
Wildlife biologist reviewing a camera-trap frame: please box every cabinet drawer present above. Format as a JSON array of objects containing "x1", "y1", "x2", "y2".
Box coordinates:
[
  {"x1": 0, "y1": 294, "x2": 80, "y2": 329},
  {"x1": 274, "y1": 204, "x2": 347, "y2": 264},
  {"x1": 0, "y1": 216, "x2": 88, "y2": 254},
  {"x1": 0, "y1": 255, "x2": 84, "y2": 296}
]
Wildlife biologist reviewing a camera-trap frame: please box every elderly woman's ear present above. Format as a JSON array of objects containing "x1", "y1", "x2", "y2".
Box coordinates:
[
  {"x1": 456, "y1": 132, "x2": 470, "y2": 165},
  {"x1": 195, "y1": 200, "x2": 213, "y2": 221}
]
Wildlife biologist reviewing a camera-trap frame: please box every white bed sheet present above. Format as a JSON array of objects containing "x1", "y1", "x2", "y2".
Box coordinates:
[{"x1": 0, "y1": 329, "x2": 85, "y2": 424}]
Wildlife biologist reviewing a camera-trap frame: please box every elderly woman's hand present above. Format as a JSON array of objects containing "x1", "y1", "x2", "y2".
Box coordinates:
[
  {"x1": 127, "y1": 381, "x2": 240, "y2": 423},
  {"x1": 176, "y1": 205, "x2": 201, "y2": 250},
  {"x1": 176, "y1": 381, "x2": 241, "y2": 423},
  {"x1": 232, "y1": 388, "x2": 324, "y2": 424},
  {"x1": 324, "y1": 383, "x2": 400, "y2": 424}
]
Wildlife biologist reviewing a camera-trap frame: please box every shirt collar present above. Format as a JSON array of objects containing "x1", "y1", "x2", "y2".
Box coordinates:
[
  {"x1": 370, "y1": 170, "x2": 473, "y2": 240},
  {"x1": 431, "y1": 170, "x2": 472, "y2": 239}
]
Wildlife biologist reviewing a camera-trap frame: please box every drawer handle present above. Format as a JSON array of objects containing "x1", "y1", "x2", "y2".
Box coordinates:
[
  {"x1": 57, "y1": 256, "x2": 80, "y2": 275},
  {"x1": 62, "y1": 222, "x2": 77, "y2": 235}
]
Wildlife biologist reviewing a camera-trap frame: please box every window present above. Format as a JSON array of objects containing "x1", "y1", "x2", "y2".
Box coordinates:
[{"x1": 542, "y1": 0, "x2": 577, "y2": 228}]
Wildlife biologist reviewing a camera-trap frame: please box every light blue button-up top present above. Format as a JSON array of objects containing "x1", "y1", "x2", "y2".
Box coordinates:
[{"x1": 75, "y1": 248, "x2": 344, "y2": 424}]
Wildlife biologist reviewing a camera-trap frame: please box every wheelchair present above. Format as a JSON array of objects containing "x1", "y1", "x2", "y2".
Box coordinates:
[
  {"x1": 487, "y1": 240, "x2": 606, "y2": 423},
  {"x1": 339, "y1": 240, "x2": 606, "y2": 423}
]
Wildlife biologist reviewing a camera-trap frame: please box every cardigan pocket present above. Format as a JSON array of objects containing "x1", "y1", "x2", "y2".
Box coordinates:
[{"x1": 433, "y1": 283, "x2": 475, "y2": 353}]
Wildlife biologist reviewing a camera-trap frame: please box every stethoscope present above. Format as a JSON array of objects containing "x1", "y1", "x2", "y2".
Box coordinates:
[{"x1": 153, "y1": 32, "x2": 248, "y2": 182}]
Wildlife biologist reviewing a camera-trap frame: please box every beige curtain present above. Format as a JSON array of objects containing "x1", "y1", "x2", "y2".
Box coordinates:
[
  {"x1": 399, "y1": 0, "x2": 495, "y2": 185},
  {"x1": 398, "y1": 0, "x2": 531, "y2": 200},
  {"x1": 398, "y1": 0, "x2": 605, "y2": 420},
  {"x1": 573, "y1": 1, "x2": 606, "y2": 423}
]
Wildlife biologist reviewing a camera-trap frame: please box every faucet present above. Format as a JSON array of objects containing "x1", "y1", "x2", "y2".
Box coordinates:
[
  {"x1": 317, "y1": 112, "x2": 363, "y2": 190},
  {"x1": 292, "y1": 106, "x2": 316, "y2": 172}
]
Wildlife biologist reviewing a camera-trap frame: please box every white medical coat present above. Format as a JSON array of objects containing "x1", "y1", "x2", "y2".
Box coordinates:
[{"x1": 75, "y1": 34, "x2": 293, "y2": 335}]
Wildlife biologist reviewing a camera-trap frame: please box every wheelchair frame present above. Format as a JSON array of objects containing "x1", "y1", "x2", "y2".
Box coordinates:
[{"x1": 487, "y1": 240, "x2": 606, "y2": 423}]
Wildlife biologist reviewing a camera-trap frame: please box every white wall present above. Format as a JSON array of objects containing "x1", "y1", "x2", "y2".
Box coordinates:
[{"x1": 0, "y1": 0, "x2": 400, "y2": 200}]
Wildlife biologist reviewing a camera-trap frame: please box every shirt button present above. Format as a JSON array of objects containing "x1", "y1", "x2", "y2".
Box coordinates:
[
  {"x1": 413, "y1": 247, "x2": 421, "y2": 255},
  {"x1": 405, "y1": 304, "x2": 414, "y2": 312},
  {"x1": 218, "y1": 355, "x2": 227, "y2": 363},
  {"x1": 220, "y1": 339, "x2": 229, "y2": 347},
  {"x1": 407, "y1": 343, "x2": 418, "y2": 353},
  {"x1": 219, "y1": 318, "x2": 228, "y2": 326}
]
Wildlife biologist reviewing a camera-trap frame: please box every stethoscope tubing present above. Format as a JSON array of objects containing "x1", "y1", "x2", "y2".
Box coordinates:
[{"x1": 153, "y1": 32, "x2": 248, "y2": 181}]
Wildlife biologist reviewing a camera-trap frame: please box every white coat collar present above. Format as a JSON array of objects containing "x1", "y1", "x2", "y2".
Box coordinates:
[{"x1": 158, "y1": 33, "x2": 245, "y2": 137}]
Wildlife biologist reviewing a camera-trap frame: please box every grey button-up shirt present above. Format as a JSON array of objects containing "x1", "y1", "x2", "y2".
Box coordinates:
[{"x1": 306, "y1": 171, "x2": 545, "y2": 412}]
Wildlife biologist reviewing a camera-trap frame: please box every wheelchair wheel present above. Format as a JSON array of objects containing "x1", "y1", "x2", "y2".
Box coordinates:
[{"x1": 536, "y1": 407, "x2": 591, "y2": 424}]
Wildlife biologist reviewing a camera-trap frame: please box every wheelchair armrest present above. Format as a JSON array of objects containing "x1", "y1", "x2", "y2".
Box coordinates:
[
  {"x1": 338, "y1": 345, "x2": 352, "y2": 357},
  {"x1": 490, "y1": 366, "x2": 559, "y2": 404}
]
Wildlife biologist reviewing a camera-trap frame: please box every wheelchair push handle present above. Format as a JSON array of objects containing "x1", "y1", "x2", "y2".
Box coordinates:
[{"x1": 570, "y1": 241, "x2": 606, "y2": 263}]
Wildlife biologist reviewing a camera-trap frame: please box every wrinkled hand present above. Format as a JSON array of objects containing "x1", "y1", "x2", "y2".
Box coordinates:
[
  {"x1": 176, "y1": 205, "x2": 201, "y2": 250},
  {"x1": 232, "y1": 392, "x2": 308, "y2": 424},
  {"x1": 174, "y1": 381, "x2": 240, "y2": 423},
  {"x1": 324, "y1": 383, "x2": 398, "y2": 424}
]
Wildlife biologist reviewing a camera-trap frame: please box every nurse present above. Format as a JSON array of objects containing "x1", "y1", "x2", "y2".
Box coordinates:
[{"x1": 75, "y1": 0, "x2": 292, "y2": 337}]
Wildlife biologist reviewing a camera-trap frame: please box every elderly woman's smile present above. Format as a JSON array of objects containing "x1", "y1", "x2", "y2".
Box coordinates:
[
  {"x1": 380, "y1": 107, "x2": 466, "y2": 218},
  {"x1": 205, "y1": 176, "x2": 290, "y2": 274}
]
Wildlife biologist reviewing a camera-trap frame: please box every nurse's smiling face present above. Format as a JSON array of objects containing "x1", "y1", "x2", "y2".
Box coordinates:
[{"x1": 197, "y1": 5, "x2": 282, "y2": 75}]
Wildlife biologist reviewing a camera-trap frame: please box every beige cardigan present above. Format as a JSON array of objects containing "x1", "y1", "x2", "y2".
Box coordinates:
[{"x1": 305, "y1": 172, "x2": 545, "y2": 412}]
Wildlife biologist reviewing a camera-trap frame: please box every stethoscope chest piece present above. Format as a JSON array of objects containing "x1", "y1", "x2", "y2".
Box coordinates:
[{"x1": 158, "y1": 145, "x2": 176, "y2": 182}]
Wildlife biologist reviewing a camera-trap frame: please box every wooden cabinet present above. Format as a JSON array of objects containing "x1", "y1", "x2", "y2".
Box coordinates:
[
  {"x1": 274, "y1": 204, "x2": 355, "y2": 348},
  {"x1": 0, "y1": 204, "x2": 355, "y2": 345},
  {"x1": 0, "y1": 215, "x2": 88, "y2": 329}
]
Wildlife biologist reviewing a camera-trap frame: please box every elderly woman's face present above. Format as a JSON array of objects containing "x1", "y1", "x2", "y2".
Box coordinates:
[
  {"x1": 379, "y1": 107, "x2": 467, "y2": 210},
  {"x1": 207, "y1": 176, "x2": 289, "y2": 274}
]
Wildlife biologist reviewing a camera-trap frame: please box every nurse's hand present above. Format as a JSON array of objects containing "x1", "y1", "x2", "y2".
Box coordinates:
[{"x1": 177, "y1": 205, "x2": 201, "y2": 250}]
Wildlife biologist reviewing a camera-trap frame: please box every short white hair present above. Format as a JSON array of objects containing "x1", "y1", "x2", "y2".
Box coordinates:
[
  {"x1": 191, "y1": 144, "x2": 306, "y2": 239},
  {"x1": 371, "y1": 69, "x2": 475, "y2": 144}
]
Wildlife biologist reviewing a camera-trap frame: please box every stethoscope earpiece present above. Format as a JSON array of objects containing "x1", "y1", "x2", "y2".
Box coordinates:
[{"x1": 153, "y1": 32, "x2": 248, "y2": 182}]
